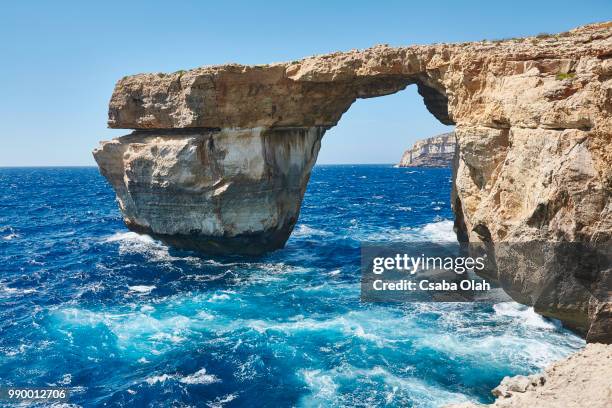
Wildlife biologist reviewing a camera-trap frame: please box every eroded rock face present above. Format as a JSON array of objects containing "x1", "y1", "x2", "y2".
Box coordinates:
[
  {"x1": 94, "y1": 127, "x2": 323, "y2": 254},
  {"x1": 398, "y1": 132, "x2": 456, "y2": 167},
  {"x1": 95, "y1": 22, "x2": 611, "y2": 340}
]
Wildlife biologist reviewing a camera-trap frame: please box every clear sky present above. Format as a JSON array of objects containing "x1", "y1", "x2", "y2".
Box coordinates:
[{"x1": 1, "y1": 0, "x2": 610, "y2": 166}]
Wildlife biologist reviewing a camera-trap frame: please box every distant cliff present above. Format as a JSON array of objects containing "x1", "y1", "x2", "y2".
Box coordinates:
[{"x1": 398, "y1": 132, "x2": 456, "y2": 167}]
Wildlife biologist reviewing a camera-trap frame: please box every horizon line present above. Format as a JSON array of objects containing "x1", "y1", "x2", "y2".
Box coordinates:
[{"x1": 0, "y1": 163, "x2": 416, "y2": 168}]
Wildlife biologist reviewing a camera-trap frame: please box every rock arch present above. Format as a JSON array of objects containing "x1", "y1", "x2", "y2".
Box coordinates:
[{"x1": 94, "y1": 23, "x2": 612, "y2": 341}]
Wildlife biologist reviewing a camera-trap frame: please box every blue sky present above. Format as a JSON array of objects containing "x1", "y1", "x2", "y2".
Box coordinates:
[{"x1": 1, "y1": 1, "x2": 610, "y2": 166}]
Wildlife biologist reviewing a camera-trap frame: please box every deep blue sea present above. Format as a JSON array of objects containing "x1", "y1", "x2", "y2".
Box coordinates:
[{"x1": 0, "y1": 165, "x2": 584, "y2": 408}]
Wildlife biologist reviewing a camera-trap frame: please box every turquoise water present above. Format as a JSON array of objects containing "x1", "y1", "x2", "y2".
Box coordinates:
[{"x1": 0, "y1": 165, "x2": 583, "y2": 407}]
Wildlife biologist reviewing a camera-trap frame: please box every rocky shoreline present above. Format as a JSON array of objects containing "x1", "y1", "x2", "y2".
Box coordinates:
[{"x1": 444, "y1": 343, "x2": 612, "y2": 407}]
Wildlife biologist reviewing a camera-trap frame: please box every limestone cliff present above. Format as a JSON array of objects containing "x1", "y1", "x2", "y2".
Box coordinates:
[
  {"x1": 398, "y1": 132, "x2": 456, "y2": 167},
  {"x1": 94, "y1": 22, "x2": 612, "y2": 341},
  {"x1": 444, "y1": 343, "x2": 612, "y2": 408}
]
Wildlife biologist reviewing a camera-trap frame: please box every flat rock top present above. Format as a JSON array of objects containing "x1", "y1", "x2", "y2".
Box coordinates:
[{"x1": 107, "y1": 22, "x2": 612, "y2": 130}]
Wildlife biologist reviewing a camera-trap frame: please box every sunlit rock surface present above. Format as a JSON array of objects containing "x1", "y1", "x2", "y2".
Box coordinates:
[
  {"x1": 398, "y1": 132, "x2": 456, "y2": 167},
  {"x1": 444, "y1": 343, "x2": 612, "y2": 408},
  {"x1": 94, "y1": 127, "x2": 323, "y2": 254},
  {"x1": 95, "y1": 22, "x2": 611, "y2": 340}
]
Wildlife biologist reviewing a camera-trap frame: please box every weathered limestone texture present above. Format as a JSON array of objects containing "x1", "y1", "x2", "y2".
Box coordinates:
[
  {"x1": 95, "y1": 22, "x2": 611, "y2": 340},
  {"x1": 94, "y1": 127, "x2": 323, "y2": 254},
  {"x1": 443, "y1": 343, "x2": 612, "y2": 408},
  {"x1": 398, "y1": 132, "x2": 456, "y2": 167}
]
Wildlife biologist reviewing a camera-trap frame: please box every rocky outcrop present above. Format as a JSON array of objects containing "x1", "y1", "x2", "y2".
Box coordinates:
[
  {"x1": 443, "y1": 343, "x2": 612, "y2": 408},
  {"x1": 95, "y1": 22, "x2": 612, "y2": 340},
  {"x1": 398, "y1": 132, "x2": 455, "y2": 167},
  {"x1": 94, "y1": 127, "x2": 322, "y2": 254}
]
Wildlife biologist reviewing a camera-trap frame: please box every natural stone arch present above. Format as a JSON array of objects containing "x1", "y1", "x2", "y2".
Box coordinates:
[
  {"x1": 94, "y1": 23, "x2": 612, "y2": 342},
  {"x1": 99, "y1": 57, "x2": 460, "y2": 255}
]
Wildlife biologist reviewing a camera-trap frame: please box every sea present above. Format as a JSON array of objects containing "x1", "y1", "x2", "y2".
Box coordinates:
[{"x1": 0, "y1": 165, "x2": 584, "y2": 407}]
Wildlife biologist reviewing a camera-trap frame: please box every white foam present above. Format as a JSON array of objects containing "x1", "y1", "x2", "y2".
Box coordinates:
[
  {"x1": 144, "y1": 368, "x2": 220, "y2": 386},
  {"x1": 209, "y1": 293, "x2": 231, "y2": 302},
  {"x1": 59, "y1": 374, "x2": 72, "y2": 385},
  {"x1": 417, "y1": 220, "x2": 456, "y2": 242},
  {"x1": 103, "y1": 232, "x2": 201, "y2": 265},
  {"x1": 0, "y1": 284, "x2": 37, "y2": 297},
  {"x1": 196, "y1": 311, "x2": 215, "y2": 320},
  {"x1": 149, "y1": 332, "x2": 185, "y2": 344},
  {"x1": 234, "y1": 354, "x2": 260, "y2": 381},
  {"x1": 206, "y1": 393, "x2": 238, "y2": 408},
  {"x1": 104, "y1": 232, "x2": 155, "y2": 244},
  {"x1": 145, "y1": 374, "x2": 173, "y2": 385},
  {"x1": 179, "y1": 368, "x2": 220, "y2": 385},
  {"x1": 292, "y1": 224, "x2": 333, "y2": 238},
  {"x1": 416, "y1": 306, "x2": 582, "y2": 371},
  {"x1": 1, "y1": 344, "x2": 28, "y2": 356},
  {"x1": 494, "y1": 302, "x2": 558, "y2": 330},
  {"x1": 363, "y1": 220, "x2": 456, "y2": 243},
  {"x1": 103, "y1": 231, "x2": 205, "y2": 264},
  {"x1": 299, "y1": 364, "x2": 471, "y2": 407},
  {"x1": 70, "y1": 386, "x2": 87, "y2": 394},
  {"x1": 0, "y1": 226, "x2": 18, "y2": 241},
  {"x1": 128, "y1": 285, "x2": 156, "y2": 294},
  {"x1": 300, "y1": 369, "x2": 338, "y2": 397}
]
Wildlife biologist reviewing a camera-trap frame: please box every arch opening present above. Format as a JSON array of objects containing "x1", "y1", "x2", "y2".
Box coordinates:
[
  {"x1": 297, "y1": 83, "x2": 456, "y2": 243},
  {"x1": 317, "y1": 84, "x2": 454, "y2": 166}
]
